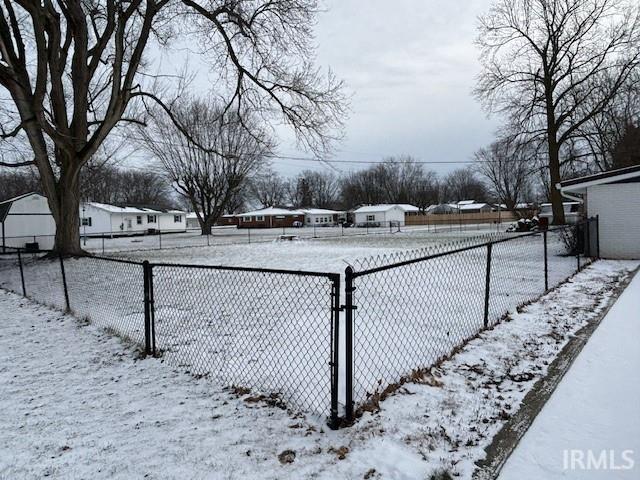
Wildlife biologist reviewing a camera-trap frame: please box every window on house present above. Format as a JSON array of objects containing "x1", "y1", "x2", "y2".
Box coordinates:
[
  {"x1": 81, "y1": 217, "x2": 92, "y2": 227},
  {"x1": 315, "y1": 217, "x2": 319, "y2": 223},
  {"x1": 275, "y1": 215, "x2": 285, "y2": 219},
  {"x1": 256, "y1": 215, "x2": 264, "y2": 221},
  {"x1": 366, "y1": 215, "x2": 375, "y2": 221},
  {"x1": 136, "y1": 216, "x2": 142, "y2": 225},
  {"x1": 173, "y1": 215, "x2": 182, "y2": 223},
  {"x1": 243, "y1": 216, "x2": 250, "y2": 222},
  {"x1": 147, "y1": 215, "x2": 157, "y2": 223}
]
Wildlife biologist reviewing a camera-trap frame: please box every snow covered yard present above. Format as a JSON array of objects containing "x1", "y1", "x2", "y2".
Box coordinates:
[
  {"x1": 81, "y1": 224, "x2": 502, "y2": 257},
  {"x1": 0, "y1": 260, "x2": 636, "y2": 479},
  {"x1": 95, "y1": 225, "x2": 503, "y2": 272}
]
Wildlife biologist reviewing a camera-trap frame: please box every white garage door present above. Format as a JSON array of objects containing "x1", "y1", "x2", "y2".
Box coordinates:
[{"x1": 588, "y1": 183, "x2": 640, "y2": 259}]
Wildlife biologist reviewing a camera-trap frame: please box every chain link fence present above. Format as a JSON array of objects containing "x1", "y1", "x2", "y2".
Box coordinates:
[
  {"x1": 0, "y1": 247, "x2": 341, "y2": 426},
  {"x1": 0, "y1": 219, "x2": 598, "y2": 427},
  {"x1": 342, "y1": 219, "x2": 597, "y2": 420}
]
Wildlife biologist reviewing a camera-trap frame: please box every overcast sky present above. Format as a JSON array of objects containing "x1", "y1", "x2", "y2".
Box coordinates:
[{"x1": 271, "y1": 0, "x2": 500, "y2": 177}]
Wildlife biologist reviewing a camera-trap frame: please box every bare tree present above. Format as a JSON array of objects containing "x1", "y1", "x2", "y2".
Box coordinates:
[
  {"x1": 0, "y1": 0, "x2": 345, "y2": 253},
  {"x1": 442, "y1": 167, "x2": 489, "y2": 203},
  {"x1": 475, "y1": 136, "x2": 535, "y2": 212},
  {"x1": 249, "y1": 167, "x2": 287, "y2": 208},
  {"x1": 140, "y1": 98, "x2": 271, "y2": 234},
  {"x1": 476, "y1": 0, "x2": 640, "y2": 223},
  {"x1": 339, "y1": 157, "x2": 439, "y2": 209},
  {"x1": 291, "y1": 170, "x2": 340, "y2": 208},
  {"x1": 0, "y1": 168, "x2": 40, "y2": 201},
  {"x1": 80, "y1": 162, "x2": 173, "y2": 207}
]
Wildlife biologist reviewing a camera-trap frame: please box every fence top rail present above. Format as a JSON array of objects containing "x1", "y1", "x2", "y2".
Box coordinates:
[
  {"x1": 350, "y1": 222, "x2": 586, "y2": 278},
  {"x1": 150, "y1": 260, "x2": 341, "y2": 280}
]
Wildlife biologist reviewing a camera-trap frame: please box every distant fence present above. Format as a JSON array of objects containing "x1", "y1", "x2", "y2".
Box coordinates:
[
  {"x1": 406, "y1": 211, "x2": 520, "y2": 226},
  {"x1": 0, "y1": 218, "x2": 598, "y2": 428}
]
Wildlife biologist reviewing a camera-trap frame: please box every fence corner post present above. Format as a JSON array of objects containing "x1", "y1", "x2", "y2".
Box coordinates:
[
  {"x1": 142, "y1": 260, "x2": 152, "y2": 355},
  {"x1": 483, "y1": 243, "x2": 492, "y2": 328},
  {"x1": 17, "y1": 248, "x2": 26, "y2": 297},
  {"x1": 543, "y1": 230, "x2": 549, "y2": 291},
  {"x1": 328, "y1": 273, "x2": 341, "y2": 429},
  {"x1": 58, "y1": 251, "x2": 70, "y2": 312},
  {"x1": 344, "y1": 266, "x2": 355, "y2": 423},
  {"x1": 596, "y1": 215, "x2": 601, "y2": 259}
]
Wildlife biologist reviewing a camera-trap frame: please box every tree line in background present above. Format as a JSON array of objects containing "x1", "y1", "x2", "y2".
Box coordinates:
[{"x1": 1, "y1": 0, "x2": 639, "y2": 247}]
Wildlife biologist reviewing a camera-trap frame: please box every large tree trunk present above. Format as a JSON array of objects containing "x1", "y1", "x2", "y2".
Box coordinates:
[
  {"x1": 548, "y1": 139, "x2": 566, "y2": 225},
  {"x1": 51, "y1": 166, "x2": 84, "y2": 256},
  {"x1": 545, "y1": 87, "x2": 566, "y2": 225},
  {"x1": 200, "y1": 217, "x2": 214, "y2": 235}
]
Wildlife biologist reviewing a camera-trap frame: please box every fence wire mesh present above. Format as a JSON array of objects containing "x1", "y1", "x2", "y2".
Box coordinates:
[
  {"x1": 0, "y1": 219, "x2": 597, "y2": 426},
  {"x1": 64, "y1": 257, "x2": 147, "y2": 345},
  {"x1": 346, "y1": 221, "x2": 595, "y2": 416},
  {"x1": 151, "y1": 265, "x2": 338, "y2": 417}
]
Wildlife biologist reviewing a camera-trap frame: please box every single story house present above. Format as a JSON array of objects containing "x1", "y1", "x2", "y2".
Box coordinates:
[
  {"x1": 80, "y1": 202, "x2": 186, "y2": 236},
  {"x1": 537, "y1": 202, "x2": 582, "y2": 225},
  {"x1": 559, "y1": 165, "x2": 640, "y2": 259},
  {"x1": 300, "y1": 208, "x2": 344, "y2": 226},
  {"x1": 426, "y1": 203, "x2": 457, "y2": 214},
  {"x1": 186, "y1": 212, "x2": 200, "y2": 229},
  {"x1": 0, "y1": 192, "x2": 56, "y2": 250},
  {"x1": 236, "y1": 207, "x2": 305, "y2": 228},
  {"x1": 353, "y1": 204, "x2": 419, "y2": 226},
  {"x1": 456, "y1": 202, "x2": 493, "y2": 214}
]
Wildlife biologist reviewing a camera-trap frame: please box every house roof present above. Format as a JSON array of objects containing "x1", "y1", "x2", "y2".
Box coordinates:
[
  {"x1": 458, "y1": 202, "x2": 491, "y2": 211},
  {"x1": 85, "y1": 202, "x2": 185, "y2": 215},
  {"x1": 457, "y1": 200, "x2": 476, "y2": 205},
  {"x1": 300, "y1": 208, "x2": 342, "y2": 215},
  {"x1": 0, "y1": 193, "x2": 45, "y2": 223},
  {"x1": 354, "y1": 204, "x2": 419, "y2": 214},
  {"x1": 85, "y1": 202, "x2": 150, "y2": 214},
  {"x1": 236, "y1": 207, "x2": 304, "y2": 217},
  {"x1": 559, "y1": 165, "x2": 640, "y2": 193}
]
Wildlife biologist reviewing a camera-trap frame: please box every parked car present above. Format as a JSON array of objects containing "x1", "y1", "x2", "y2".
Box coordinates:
[
  {"x1": 538, "y1": 202, "x2": 582, "y2": 224},
  {"x1": 292, "y1": 220, "x2": 303, "y2": 228}
]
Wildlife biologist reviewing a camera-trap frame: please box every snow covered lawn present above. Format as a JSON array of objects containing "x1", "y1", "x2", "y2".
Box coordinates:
[
  {"x1": 498, "y1": 266, "x2": 640, "y2": 480},
  {"x1": 0, "y1": 260, "x2": 635, "y2": 479}
]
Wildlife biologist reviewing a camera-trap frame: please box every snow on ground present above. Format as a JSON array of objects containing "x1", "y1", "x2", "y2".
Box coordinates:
[
  {"x1": 114, "y1": 227, "x2": 508, "y2": 273},
  {"x1": 0, "y1": 260, "x2": 636, "y2": 480},
  {"x1": 499, "y1": 268, "x2": 640, "y2": 480},
  {"x1": 79, "y1": 224, "x2": 503, "y2": 256}
]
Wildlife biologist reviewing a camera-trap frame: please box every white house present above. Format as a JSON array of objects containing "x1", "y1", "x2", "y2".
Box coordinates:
[
  {"x1": 559, "y1": 165, "x2": 640, "y2": 259},
  {"x1": 456, "y1": 202, "x2": 493, "y2": 214},
  {"x1": 353, "y1": 204, "x2": 419, "y2": 226},
  {"x1": 300, "y1": 208, "x2": 344, "y2": 226},
  {"x1": 0, "y1": 192, "x2": 56, "y2": 250},
  {"x1": 79, "y1": 202, "x2": 186, "y2": 236}
]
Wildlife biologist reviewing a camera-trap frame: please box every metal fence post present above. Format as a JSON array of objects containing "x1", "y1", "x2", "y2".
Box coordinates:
[
  {"x1": 329, "y1": 274, "x2": 341, "y2": 429},
  {"x1": 148, "y1": 263, "x2": 156, "y2": 356},
  {"x1": 158, "y1": 229, "x2": 162, "y2": 249},
  {"x1": 344, "y1": 266, "x2": 355, "y2": 422},
  {"x1": 543, "y1": 230, "x2": 549, "y2": 291},
  {"x1": 596, "y1": 215, "x2": 600, "y2": 258},
  {"x1": 483, "y1": 243, "x2": 492, "y2": 328},
  {"x1": 102, "y1": 235, "x2": 105, "y2": 254},
  {"x1": 58, "y1": 252, "x2": 70, "y2": 311},
  {"x1": 17, "y1": 248, "x2": 26, "y2": 297},
  {"x1": 142, "y1": 261, "x2": 152, "y2": 354}
]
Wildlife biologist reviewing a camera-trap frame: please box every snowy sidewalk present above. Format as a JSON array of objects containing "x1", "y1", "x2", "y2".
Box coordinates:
[{"x1": 499, "y1": 269, "x2": 640, "y2": 479}]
